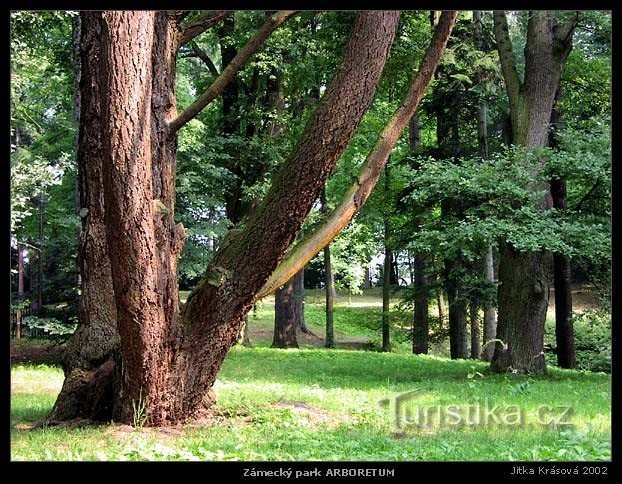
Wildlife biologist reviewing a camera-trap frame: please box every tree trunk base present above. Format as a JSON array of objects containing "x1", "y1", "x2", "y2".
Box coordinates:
[
  {"x1": 47, "y1": 358, "x2": 115, "y2": 423},
  {"x1": 490, "y1": 346, "x2": 547, "y2": 375}
]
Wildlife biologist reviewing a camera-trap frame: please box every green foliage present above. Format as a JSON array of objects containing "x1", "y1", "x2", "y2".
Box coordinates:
[
  {"x1": 23, "y1": 315, "x2": 76, "y2": 341},
  {"x1": 545, "y1": 309, "x2": 611, "y2": 373}
]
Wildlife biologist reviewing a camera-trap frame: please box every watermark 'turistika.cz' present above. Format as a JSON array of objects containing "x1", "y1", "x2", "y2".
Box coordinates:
[{"x1": 379, "y1": 391, "x2": 573, "y2": 430}]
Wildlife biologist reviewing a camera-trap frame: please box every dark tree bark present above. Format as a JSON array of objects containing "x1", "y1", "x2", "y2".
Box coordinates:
[
  {"x1": 491, "y1": 11, "x2": 578, "y2": 374},
  {"x1": 272, "y1": 278, "x2": 299, "y2": 348},
  {"x1": 445, "y1": 273, "x2": 468, "y2": 359},
  {"x1": 321, "y1": 189, "x2": 335, "y2": 348},
  {"x1": 549, "y1": 89, "x2": 576, "y2": 369},
  {"x1": 51, "y1": 11, "x2": 399, "y2": 425},
  {"x1": 15, "y1": 244, "x2": 25, "y2": 339},
  {"x1": 470, "y1": 304, "x2": 481, "y2": 359}
]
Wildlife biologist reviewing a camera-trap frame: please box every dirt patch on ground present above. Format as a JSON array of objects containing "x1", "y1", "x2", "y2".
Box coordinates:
[
  {"x1": 11, "y1": 342, "x2": 65, "y2": 366},
  {"x1": 270, "y1": 400, "x2": 354, "y2": 429}
]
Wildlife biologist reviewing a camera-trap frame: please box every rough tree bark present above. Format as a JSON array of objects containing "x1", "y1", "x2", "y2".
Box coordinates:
[
  {"x1": 470, "y1": 304, "x2": 481, "y2": 359},
  {"x1": 382, "y1": 161, "x2": 392, "y2": 353},
  {"x1": 491, "y1": 11, "x2": 578, "y2": 374},
  {"x1": 49, "y1": 13, "x2": 119, "y2": 422},
  {"x1": 51, "y1": 11, "x2": 400, "y2": 425},
  {"x1": 272, "y1": 277, "x2": 299, "y2": 348}
]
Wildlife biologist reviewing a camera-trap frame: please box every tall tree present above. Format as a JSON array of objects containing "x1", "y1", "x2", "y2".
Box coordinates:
[
  {"x1": 491, "y1": 10, "x2": 578, "y2": 374},
  {"x1": 473, "y1": 10, "x2": 496, "y2": 362},
  {"x1": 381, "y1": 160, "x2": 392, "y2": 352},
  {"x1": 51, "y1": 10, "x2": 400, "y2": 425},
  {"x1": 321, "y1": 188, "x2": 336, "y2": 348},
  {"x1": 409, "y1": 115, "x2": 429, "y2": 355},
  {"x1": 549, "y1": 88, "x2": 576, "y2": 369}
]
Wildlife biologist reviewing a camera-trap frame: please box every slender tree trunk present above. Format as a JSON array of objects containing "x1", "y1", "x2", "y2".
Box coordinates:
[
  {"x1": 549, "y1": 90, "x2": 575, "y2": 369},
  {"x1": 382, "y1": 161, "x2": 392, "y2": 352},
  {"x1": 409, "y1": 115, "x2": 429, "y2": 354},
  {"x1": 294, "y1": 269, "x2": 310, "y2": 334},
  {"x1": 491, "y1": 11, "x2": 577, "y2": 374},
  {"x1": 322, "y1": 189, "x2": 335, "y2": 348},
  {"x1": 272, "y1": 278, "x2": 299, "y2": 348},
  {"x1": 470, "y1": 304, "x2": 481, "y2": 359},
  {"x1": 482, "y1": 245, "x2": 497, "y2": 361},
  {"x1": 15, "y1": 245, "x2": 24, "y2": 339},
  {"x1": 474, "y1": 11, "x2": 497, "y2": 362},
  {"x1": 446, "y1": 275, "x2": 468, "y2": 359},
  {"x1": 35, "y1": 192, "x2": 45, "y2": 313}
]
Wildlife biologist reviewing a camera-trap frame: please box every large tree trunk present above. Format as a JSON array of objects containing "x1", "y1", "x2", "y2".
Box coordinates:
[
  {"x1": 50, "y1": 11, "x2": 399, "y2": 425},
  {"x1": 272, "y1": 278, "x2": 299, "y2": 348},
  {"x1": 49, "y1": 13, "x2": 119, "y2": 422},
  {"x1": 491, "y1": 11, "x2": 577, "y2": 374}
]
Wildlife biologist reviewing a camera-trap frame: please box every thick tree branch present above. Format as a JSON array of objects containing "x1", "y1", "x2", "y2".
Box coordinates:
[
  {"x1": 553, "y1": 11, "x2": 580, "y2": 60},
  {"x1": 169, "y1": 10, "x2": 297, "y2": 134},
  {"x1": 179, "y1": 11, "x2": 232, "y2": 46},
  {"x1": 189, "y1": 41, "x2": 219, "y2": 77},
  {"x1": 493, "y1": 11, "x2": 521, "y2": 108},
  {"x1": 257, "y1": 10, "x2": 458, "y2": 299}
]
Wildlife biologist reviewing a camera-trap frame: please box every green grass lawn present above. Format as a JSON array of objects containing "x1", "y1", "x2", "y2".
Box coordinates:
[
  {"x1": 12, "y1": 287, "x2": 610, "y2": 461},
  {"x1": 11, "y1": 349, "x2": 610, "y2": 461}
]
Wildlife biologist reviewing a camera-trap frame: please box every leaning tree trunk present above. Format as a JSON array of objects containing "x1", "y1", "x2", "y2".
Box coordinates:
[
  {"x1": 50, "y1": 11, "x2": 400, "y2": 426},
  {"x1": 491, "y1": 10, "x2": 577, "y2": 374}
]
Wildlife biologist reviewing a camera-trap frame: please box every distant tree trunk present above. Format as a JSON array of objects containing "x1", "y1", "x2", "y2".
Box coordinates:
[
  {"x1": 34, "y1": 191, "x2": 45, "y2": 313},
  {"x1": 382, "y1": 161, "x2": 392, "y2": 352},
  {"x1": 321, "y1": 189, "x2": 335, "y2": 348},
  {"x1": 15, "y1": 244, "x2": 25, "y2": 339},
  {"x1": 446, "y1": 275, "x2": 468, "y2": 359},
  {"x1": 470, "y1": 303, "x2": 481, "y2": 359},
  {"x1": 409, "y1": 114, "x2": 429, "y2": 355},
  {"x1": 491, "y1": 11, "x2": 577, "y2": 374},
  {"x1": 272, "y1": 278, "x2": 299, "y2": 348},
  {"x1": 237, "y1": 316, "x2": 252, "y2": 347},
  {"x1": 482, "y1": 245, "x2": 497, "y2": 361},
  {"x1": 474, "y1": 11, "x2": 496, "y2": 362},
  {"x1": 549, "y1": 89, "x2": 575, "y2": 369},
  {"x1": 294, "y1": 268, "x2": 310, "y2": 334}
]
